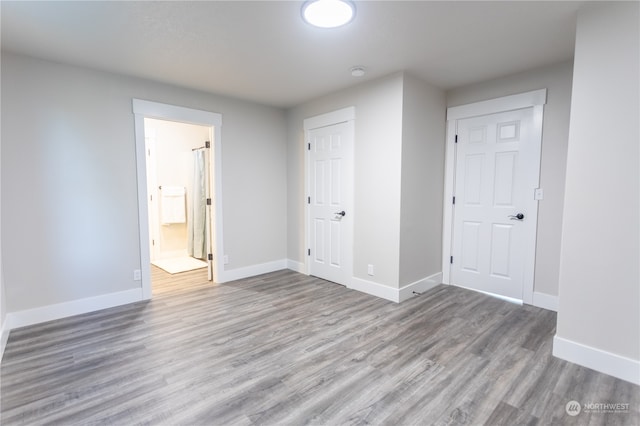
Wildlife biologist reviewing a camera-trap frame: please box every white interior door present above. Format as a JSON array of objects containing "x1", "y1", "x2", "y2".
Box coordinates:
[
  {"x1": 307, "y1": 121, "x2": 353, "y2": 286},
  {"x1": 451, "y1": 107, "x2": 540, "y2": 300}
]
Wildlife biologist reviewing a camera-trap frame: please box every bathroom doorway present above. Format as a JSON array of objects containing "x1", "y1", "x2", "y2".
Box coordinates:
[
  {"x1": 133, "y1": 99, "x2": 224, "y2": 300},
  {"x1": 144, "y1": 118, "x2": 212, "y2": 286}
]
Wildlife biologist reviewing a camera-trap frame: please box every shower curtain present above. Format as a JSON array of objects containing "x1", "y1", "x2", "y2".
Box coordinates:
[{"x1": 188, "y1": 150, "x2": 207, "y2": 259}]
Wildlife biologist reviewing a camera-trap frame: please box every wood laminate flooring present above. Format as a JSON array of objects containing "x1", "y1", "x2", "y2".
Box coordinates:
[{"x1": 1, "y1": 267, "x2": 638, "y2": 425}]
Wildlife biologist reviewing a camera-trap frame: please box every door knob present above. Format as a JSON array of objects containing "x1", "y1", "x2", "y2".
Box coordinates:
[
  {"x1": 509, "y1": 213, "x2": 525, "y2": 220},
  {"x1": 334, "y1": 211, "x2": 346, "y2": 217}
]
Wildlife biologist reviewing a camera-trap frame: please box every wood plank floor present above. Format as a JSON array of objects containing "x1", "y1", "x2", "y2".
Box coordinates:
[{"x1": 1, "y1": 268, "x2": 638, "y2": 425}]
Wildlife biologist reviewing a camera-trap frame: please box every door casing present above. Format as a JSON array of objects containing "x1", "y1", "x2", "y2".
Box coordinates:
[
  {"x1": 133, "y1": 99, "x2": 224, "y2": 299},
  {"x1": 442, "y1": 89, "x2": 546, "y2": 305}
]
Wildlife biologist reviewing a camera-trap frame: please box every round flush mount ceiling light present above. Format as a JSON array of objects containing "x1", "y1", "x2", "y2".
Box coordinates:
[{"x1": 302, "y1": 0, "x2": 356, "y2": 28}]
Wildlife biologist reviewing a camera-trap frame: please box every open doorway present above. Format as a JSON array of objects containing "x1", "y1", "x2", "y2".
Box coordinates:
[
  {"x1": 144, "y1": 118, "x2": 212, "y2": 290},
  {"x1": 133, "y1": 99, "x2": 224, "y2": 300}
]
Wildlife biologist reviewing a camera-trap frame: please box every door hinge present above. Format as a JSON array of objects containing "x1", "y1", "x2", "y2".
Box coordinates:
[
  {"x1": 208, "y1": 253, "x2": 213, "y2": 261},
  {"x1": 150, "y1": 194, "x2": 153, "y2": 202},
  {"x1": 205, "y1": 141, "x2": 210, "y2": 148},
  {"x1": 308, "y1": 142, "x2": 311, "y2": 151},
  {"x1": 206, "y1": 198, "x2": 212, "y2": 206},
  {"x1": 308, "y1": 249, "x2": 311, "y2": 256},
  {"x1": 450, "y1": 256, "x2": 453, "y2": 264},
  {"x1": 307, "y1": 196, "x2": 311, "y2": 204},
  {"x1": 452, "y1": 196, "x2": 456, "y2": 205},
  {"x1": 147, "y1": 149, "x2": 151, "y2": 156},
  {"x1": 455, "y1": 134, "x2": 458, "y2": 143},
  {"x1": 152, "y1": 239, "x2": 155, "y2": 246}
]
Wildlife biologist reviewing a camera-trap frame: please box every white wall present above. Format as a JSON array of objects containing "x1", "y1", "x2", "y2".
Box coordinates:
[
  {"x1": 287, "y1": 72, "x2": 446, "y2": 295},
  {"x1": 399, "y1": 74, "x2": 446, "y2": 286},
  {"x1": 1, "y1": 52, "x2": 287, "y2": 313},
  {"x1": 447, "y1": 61, "x2": 573, "y2": 299},
  {"x1": 554, "y1": 2, "x2": 639, "y2": 383},
  {"x1": 287, "y1": 73, "x2": 405, "y2": 288},
  {"x1": 0, "y1": 62, "x2": 7, "y2": 355}
]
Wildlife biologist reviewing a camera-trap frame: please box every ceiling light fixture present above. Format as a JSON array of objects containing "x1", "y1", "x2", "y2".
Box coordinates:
[{"x1": 302, "y1": 0, "x2": 356, "y2": 29}]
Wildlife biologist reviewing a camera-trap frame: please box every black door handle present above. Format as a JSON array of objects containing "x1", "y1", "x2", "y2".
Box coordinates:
[
  {"x1": 334, "y1": 211, "x2": 346, "y2": 217},
  {"x1": 509, "y1": 213, "x2": 525, "y2": 220}
]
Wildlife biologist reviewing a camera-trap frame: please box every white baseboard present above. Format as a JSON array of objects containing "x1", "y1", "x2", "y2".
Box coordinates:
[
  {"x1": 349, "y1": 272, "x2": 443, "y2": 303},
  {"x1": 349, "y1": 277, "x2": 399, "y2": 302},
  {"x1": 219, "y1": 259, "x2": 287, "y2": 283},
  {"x1": 286, "y1": 259, "x2": 305, "y2": 274},
  {"x1": 532, "y1": 292, "x2": 558, "y2": 312},
  {"x1": 6, "y1": 288, "x2": 144, "y2": 330},
  {"x1": 553, "y1": 335, "x2": 640, "y2": 385},
  {"x1": 399, "y1": 272, "x2": 443, "y2": 302}
]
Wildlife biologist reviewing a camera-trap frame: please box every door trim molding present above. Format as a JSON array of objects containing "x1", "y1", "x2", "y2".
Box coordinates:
[
  {"x1": 442, "y1": 89, "x2": 546, "y2": 305},
  {"x1": 446, "y1": 89, "x2": 547, "y2": 121},
  {"x1": 304, "y1": 107, "x2": 355, "y2": 131},
  {"x1": 132, "y1": 99, "x2": 224, "y2": 298},
  {"x1": 303, "y1": 106, "x2": 355, "y2": 282}
]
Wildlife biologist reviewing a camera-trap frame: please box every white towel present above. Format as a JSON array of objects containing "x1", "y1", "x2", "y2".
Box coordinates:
[{"x1": 161, "y1": 186, "x2": 186, "y2": 224}]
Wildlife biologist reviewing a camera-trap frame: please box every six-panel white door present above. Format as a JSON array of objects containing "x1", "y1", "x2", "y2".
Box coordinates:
[
  {"x1": 308, "y1": 121, "x2": 353, "y2": 286},
  {"x1": 451, "y1": 107, "x2": 538, "y2": 300}
]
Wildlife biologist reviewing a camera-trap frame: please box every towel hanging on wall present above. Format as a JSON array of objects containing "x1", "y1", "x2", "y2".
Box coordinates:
[{"x1": 161, "y1": 186, "x2": 186, "y2": 224}]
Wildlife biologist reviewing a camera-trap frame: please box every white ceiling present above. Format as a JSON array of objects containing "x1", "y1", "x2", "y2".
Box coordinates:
[{"x1": 1, "y1": 1, "x2": 582, "y2": 108}]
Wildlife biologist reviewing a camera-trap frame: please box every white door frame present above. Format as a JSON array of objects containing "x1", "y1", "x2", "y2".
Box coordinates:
[
  {"x1": 303, "y1": 106, "x2": 355, "y2": 283},
  {"x1": 442, "y1": 89, "x2": 546, "y2": 305},
  {"x1": 133, "y1": 99, "x2": 224, "y2": 299}
]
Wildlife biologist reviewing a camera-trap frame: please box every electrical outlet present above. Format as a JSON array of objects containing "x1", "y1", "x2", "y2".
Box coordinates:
[
  {"x1": 367, "y1": 264, "x2": 374, "y2": 276},
  {"x1": 223, "y1": 255, "x2": 229, "y2": 265},
  {"x1": 133, "y1": 269, "x2": 141, "y2": 281}
]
